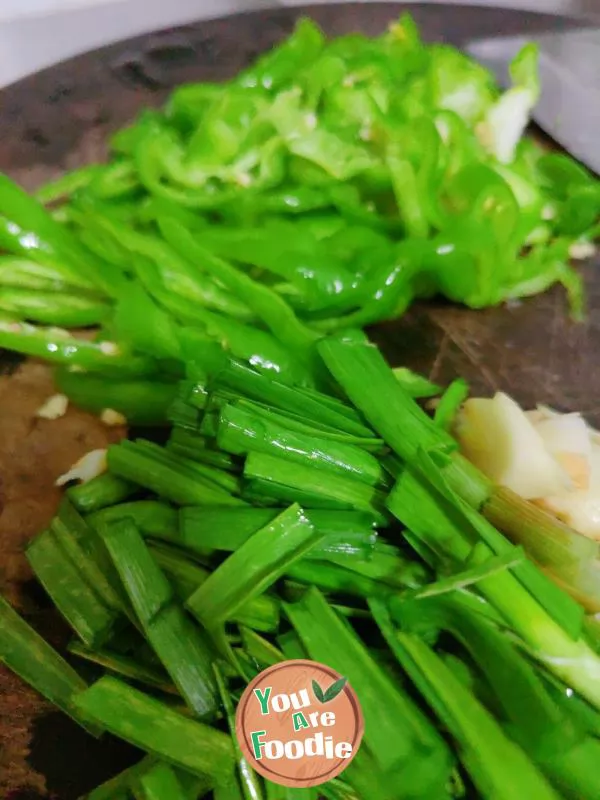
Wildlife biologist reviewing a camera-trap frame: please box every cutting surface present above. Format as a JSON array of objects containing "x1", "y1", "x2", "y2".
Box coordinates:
[{"x1": 0, "y1": 4, "x2": 598, "y2": 797}]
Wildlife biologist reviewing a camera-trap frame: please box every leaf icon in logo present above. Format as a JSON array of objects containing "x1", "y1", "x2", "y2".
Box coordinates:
[
  {"x1": 312, "y1": 679, "x2": 326, "y2": 703},
  {"x1": 323, "y1": 677, "x2": 347, "y2": 702},
  {"x1": 312, "y1": 676, "x2": 347, "y2": 703}
]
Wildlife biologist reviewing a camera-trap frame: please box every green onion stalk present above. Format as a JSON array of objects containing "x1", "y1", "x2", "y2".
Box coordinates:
[{"x1": 319, "y1": 331, "x2": 600, "y2": 711}]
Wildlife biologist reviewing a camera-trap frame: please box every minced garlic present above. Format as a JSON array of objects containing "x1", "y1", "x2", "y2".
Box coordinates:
[
  {"x1": 55, "y1": 449, "x2": 107, "y2": 487},
  {"x1": 36, "y1": 394, "x2": 69, "y2": 420},
  {"x1": 100, "y1": 408, "x2": 127, "y2": 427}
]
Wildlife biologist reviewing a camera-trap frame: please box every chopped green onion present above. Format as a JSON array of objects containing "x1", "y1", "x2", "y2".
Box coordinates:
[
  {"x1": 370, "y1": 600, "x2": 561, "y2": 800},
  {"x1": 68, "y1": 640, "x2": 177, "y2": 696},
  {"x1": 27, "y1": 528, "x2": 117, "y2": 648},
  {"x1": 187, "y1": 505, "x2": 322, "y2": 629},
  {"x1": 0, "y1": 595, "x2": 100, "y2": 735},
  {"x1": 107, "y1": 441, "x2": 245, "y2": 506},
  {"x1": 284, "y1": 587, "x2": 452, "y2": 792},
  {"x1": 72, "y1": 677, "x2": 234, "y2": 780},
  {"x1": 217, "y1": 402, "x2": 385, "y2": 486},
  {"x1": 243, "y1": 452, "x2": 386, "y2": 521},
  {"x1": 68, "y1": 473, "x2": 138, "y2": 514},
  {"x1": 98, "y1": 518, "x2": 218, "y2": 719}
]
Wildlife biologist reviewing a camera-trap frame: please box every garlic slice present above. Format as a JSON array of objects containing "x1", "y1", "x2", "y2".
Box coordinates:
[
  {"x1": 457, "y1": 392, "x2": 600, "y2": 540},
  {"x1": 534, "y1": 413, "x2": 592, "y2": 490},
  {"x1": 541, "y1": 445, "x2": 600, "y2": 540},
  {"x1": 454, "y1": 392, "x2": 570, "y2": 500}
]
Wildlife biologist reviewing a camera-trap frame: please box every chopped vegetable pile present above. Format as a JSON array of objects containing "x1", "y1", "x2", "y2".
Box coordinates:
[
  {"x1": 1, "y1": 15, "x2": 600, "y2": 414},
  {"x1": 4, "y1": 334, "x2": 600, "y2": 799},
  {"x1": 2, "y1": 15, "x2": 600, "y2": 800}
]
